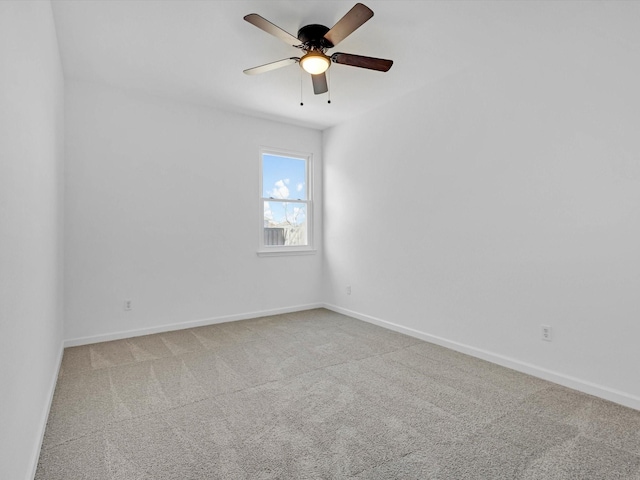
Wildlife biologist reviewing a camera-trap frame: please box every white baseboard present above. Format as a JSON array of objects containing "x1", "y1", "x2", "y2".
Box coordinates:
[
  {"x1": 28, "y1": 340, "x2": 64, "y2": 480},
  {"x1": 62, "y1": 302, "x2": 640, "y2": 411},
  {"x1": 323, "y1": 303, "x2": 640, "y2": 412},
  {"x1": 63, "y1": 303, "x2": 324, "y2": 347}
]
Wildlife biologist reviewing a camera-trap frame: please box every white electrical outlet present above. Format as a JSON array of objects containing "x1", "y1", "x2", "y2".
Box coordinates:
[
  {"x1": 124, "y1": 299, "x2": 132, "y2": 311},
  {"x1": 541, "y1": 325, "x2": 552, "y2": 342},
  {"x1": 346, "y1": 285, "x2": 351, "y2": 295}
]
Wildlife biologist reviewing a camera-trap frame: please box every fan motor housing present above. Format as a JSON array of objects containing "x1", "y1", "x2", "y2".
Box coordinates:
[{"x1": 297, "y1": 24, "x2": 333, "y2": 49}]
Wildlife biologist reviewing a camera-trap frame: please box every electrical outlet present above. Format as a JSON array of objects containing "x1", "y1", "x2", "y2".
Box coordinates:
[
  {"x1": 541, "y1": 325, "x2": 552, "y2": 342},
  {"x1": 124, "y1": 299, "x2": 132, "y2": 311},
  {"x1": 346, "y1": 285, "x2": 351, "y2": 295}
]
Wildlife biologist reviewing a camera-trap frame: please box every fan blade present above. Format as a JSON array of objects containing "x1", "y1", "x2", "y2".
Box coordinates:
[
  {"x1": 331, "y1": 52, "x2": 393, "y2": 72},
  {"x1": 244, "y1": 14, "x2": 302, "y2": 46},
  {"x1": 311, "y1": 73, "x2": 328, "y2": 95},
  {"x1": 243, "y1": 58, "x2": 299, "y2": 75},
  {"x1": 324, "y1": 3, "x2": 374, "y2": 47}
]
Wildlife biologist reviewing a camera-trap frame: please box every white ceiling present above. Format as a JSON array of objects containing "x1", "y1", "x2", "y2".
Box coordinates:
[{"x1": 51, "y1": 0, "x2": 640, "y2": 130}]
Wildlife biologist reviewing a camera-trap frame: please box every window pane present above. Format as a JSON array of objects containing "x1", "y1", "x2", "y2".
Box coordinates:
[
  {"x1": 262, "y1": 154, "x2": 307, "y2": 200},
  {"x1": 263, "y1": 201, "x2": 307, "y2": 246}
]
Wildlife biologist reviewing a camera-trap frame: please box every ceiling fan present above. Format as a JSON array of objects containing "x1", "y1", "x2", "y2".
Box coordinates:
[{"x1": 243, "y1": 3, "x2": 393, "y2": 96}]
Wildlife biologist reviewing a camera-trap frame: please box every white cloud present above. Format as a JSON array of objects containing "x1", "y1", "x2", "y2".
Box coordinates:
[
  {"x1": 270, "y1": 179, "x2": 290, "y2": 199},
  {"x1": 286, "y1": 206, "x2": 306, "y2": 225},
  {"x1": 263, "y1": 202, "x2": 273, "y2": 221},
  {"x1": 296, "y1": 182, "x2": 304, "y2": 192}
]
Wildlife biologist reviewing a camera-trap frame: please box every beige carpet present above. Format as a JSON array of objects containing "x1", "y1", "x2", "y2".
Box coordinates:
[{"x1": 37, "y1": 309, "x2": 640, "y2": 479}]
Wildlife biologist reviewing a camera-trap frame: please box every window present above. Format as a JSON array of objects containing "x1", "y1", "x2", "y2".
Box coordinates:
[{"x1": 259, "y1": 148, "x2": 313, "y2": 254}]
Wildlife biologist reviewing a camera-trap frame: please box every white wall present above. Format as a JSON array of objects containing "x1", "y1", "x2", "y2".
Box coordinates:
[
  {"x1": 64, "y1": 81, "x2": 323, "y2": 342},
  {"x1": 323, "y1": 12, "x2": 640, "y2": 408},
  {"x1": 0, "y1": 2, "x2": 65, "y2": 479}
]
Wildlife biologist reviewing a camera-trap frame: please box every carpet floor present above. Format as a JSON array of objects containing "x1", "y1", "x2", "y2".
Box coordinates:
[{"x1": 36, "y1": 309, "x2": 640, "y2": 479}]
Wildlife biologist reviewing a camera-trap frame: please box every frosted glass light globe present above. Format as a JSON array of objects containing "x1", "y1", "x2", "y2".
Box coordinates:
[{"x1": 300, "y1": 52, "x2": 330, "y2": 75}]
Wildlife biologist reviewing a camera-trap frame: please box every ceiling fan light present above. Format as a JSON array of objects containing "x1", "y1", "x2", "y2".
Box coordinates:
[{"x1": 300, "y1": 51, "x2": 331, "y2": 75}]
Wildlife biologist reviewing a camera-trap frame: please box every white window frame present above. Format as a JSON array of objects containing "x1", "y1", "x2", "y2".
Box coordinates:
[{"x1": 258, "y1": 147, "x2": 315, "y2": 256}]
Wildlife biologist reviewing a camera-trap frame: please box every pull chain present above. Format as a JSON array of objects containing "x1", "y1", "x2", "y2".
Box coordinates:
[
  {"x1": 300, "y1": 69, "x2": 304, "y2": 106},
  {"x1": 327, "y1": 69, "x2": 331, "y2": 104}
]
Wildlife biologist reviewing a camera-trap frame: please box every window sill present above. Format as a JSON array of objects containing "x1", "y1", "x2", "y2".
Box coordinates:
[{"x1": 257, "y1": 249, "x2": 317, "y2": 257}]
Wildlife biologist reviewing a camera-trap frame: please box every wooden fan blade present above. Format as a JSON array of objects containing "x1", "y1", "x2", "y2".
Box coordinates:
[
  {"x1": 311, "y1": 73, "x2": 328, "y2": 95},
  {"x1": 331, "y1": 52, "x2": 393, "y2": 72},
  {"x1": 244, "y1": 14, "x2": 302, "y2": 46},
  {"x1": 243, "y1": 58, "x2": 300, "y2": 75},
  {"x1": 324, "y1": 3, "x2": 373, "y2": 47}
]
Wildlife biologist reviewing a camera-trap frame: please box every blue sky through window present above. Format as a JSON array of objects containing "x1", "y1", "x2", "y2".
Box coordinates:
[
  {"x1": 262, "y1": 154, "x2": 306, "y2": 200},
  {"x1": 262, "y1": 154, "x2": 308, "y2": 234}
]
